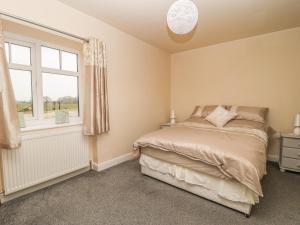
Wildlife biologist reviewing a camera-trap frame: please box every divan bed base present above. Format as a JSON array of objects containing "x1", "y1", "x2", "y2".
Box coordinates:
[{"x1": 141, "y1": 165, "x2": 252, "y2": 217}]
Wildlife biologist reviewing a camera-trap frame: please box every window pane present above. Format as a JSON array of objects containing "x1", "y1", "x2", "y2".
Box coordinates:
[
  {"x1": 42, "y1": 73, "x2": 79, "y2": 119},
  {"x1": 61, "y1": 51, "x2": 78, "y2": 72},
  {"x1": 41, "y1": 46, "x2": 60, "y2": 69},
  {"x1": 11, "y1": 44, "x2": 31, "y2": 65},
  {"x1": 9, "y1": 69, "x2": 33, "y2": 119},
  {"x1": 4, "y1": 42, "x2": 9, "y2": 62}
]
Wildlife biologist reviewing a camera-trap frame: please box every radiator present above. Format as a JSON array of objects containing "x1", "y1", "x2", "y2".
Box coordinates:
[{"x1": 1, "y1": 129, "x2": 90, "y2": 195}]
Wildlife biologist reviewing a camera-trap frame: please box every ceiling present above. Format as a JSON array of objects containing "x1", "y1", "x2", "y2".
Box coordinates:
[{"x1": 58, "y1": 0, "x2": 300, "y2": 53}]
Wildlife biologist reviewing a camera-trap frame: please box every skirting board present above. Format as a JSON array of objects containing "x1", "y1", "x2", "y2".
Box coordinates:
[
  {"x1": 92, "y1": 152, "x2": 277, "y2": 171},
  {"x1": 92, "y1": 152, "x2": 133, "y2": 172},
  {"x1": 0, "y1": 152, "x2": 276, "y2": 204},
  {"x1": 0, "y1": 166, "x2": 90, "y2": 204}
]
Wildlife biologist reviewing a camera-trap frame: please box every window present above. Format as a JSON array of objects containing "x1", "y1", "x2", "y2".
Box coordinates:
[
  {"x1": 10, "y1": 69, "x2": 33, "y2": 118},
  {"x1": 5, "y1": 41, "x2": 34, "y2": 120},
  {"x1": 11, "y1": 44, "x2": 31, "y2": 65},
  {"x1": 61, "y1": 51, "x2": 78, "y2": 72},
  {"x1": 41, "y1": 46, "x2": 79, "y2": 119},
  {"x1": 41, "y1": 46, "x2": 60, "y2": 69},
  {"x1": 4, "y1": 34, "x2": 81, "y2": 127},
  {"x1": 42, "y1": 73, "x2": 79, "y2": 119}
]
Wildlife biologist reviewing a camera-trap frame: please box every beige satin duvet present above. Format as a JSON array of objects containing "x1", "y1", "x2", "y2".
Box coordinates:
[{"x1": 133, "y1": 119, "x2": 268, "y2": 196}]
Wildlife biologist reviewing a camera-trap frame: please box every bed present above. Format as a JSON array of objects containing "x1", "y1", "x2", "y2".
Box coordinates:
[{"x1": 133, "y1": 105, "x2": 269, "y2": 217}]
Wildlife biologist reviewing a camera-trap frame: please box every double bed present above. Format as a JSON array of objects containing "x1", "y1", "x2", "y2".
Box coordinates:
[{"x1": 133, "y1": 105, "x2": 269, "y2": 217}]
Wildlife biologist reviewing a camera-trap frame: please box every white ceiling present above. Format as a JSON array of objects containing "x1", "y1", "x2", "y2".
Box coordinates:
[{"x1": 59, "y1": 0, "x2": 300, "y2": 53}]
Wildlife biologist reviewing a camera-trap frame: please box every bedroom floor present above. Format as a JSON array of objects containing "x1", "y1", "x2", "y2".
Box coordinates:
[{"x1": 0, "y1": 161, "x2": 299, "y2": 225}]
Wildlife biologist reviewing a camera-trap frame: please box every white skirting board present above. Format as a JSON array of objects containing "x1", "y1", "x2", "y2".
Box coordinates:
[
  {"x1": 0, "y1": 152, "x2": 133, "y2": 203},
  {"x1": 91, "y1": 152, "x2": 277, "y2": 172},
  {"x1": 0, "y1": 166, "x2": 90, "y2": 204},
  {"x1": 92, "y1": 152, "x2": 133, "y2": 172},
  {"x1": 0, "y1": 150, "x2": 277, "y2": 204}
]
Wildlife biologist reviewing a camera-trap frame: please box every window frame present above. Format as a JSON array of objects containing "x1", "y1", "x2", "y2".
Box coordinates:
[
  {"x1": 4, "y1": 38, "x2": 37, "y2": 120},
  {"x1": 4, "y1": 32, "x2": 82, "y2": 128}
]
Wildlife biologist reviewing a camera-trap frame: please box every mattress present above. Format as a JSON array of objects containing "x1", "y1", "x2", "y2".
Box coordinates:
[
  {"x1": 133, "y1": 121, "x2": 267, "y2": 196},
  {"x1": 140, "y1": 154, "x2": 259, "y2": 205},
  {"x1": 141, "y1": 147, "x2": 228, "y2": 179}
]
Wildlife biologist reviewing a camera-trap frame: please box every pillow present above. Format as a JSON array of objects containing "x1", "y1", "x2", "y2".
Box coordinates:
[
  {"x1": 205, "y1": 105, "x2": 237, "y2": 127},
  {"x1": 229, "y1": 106, "x2": 268, "y2": 123},
  {"x1": 191, "y1": 105, "x2": 230, "y2": 118}
]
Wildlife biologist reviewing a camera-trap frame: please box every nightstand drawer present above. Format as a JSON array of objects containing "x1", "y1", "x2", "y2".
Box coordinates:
[
  {"x1": 282, "y1": 147, "x2": 300, "y2": 159},
  {"x1": 282, "y1": 138, "x2": 300, "y2": 148},
  {"x1": 281, "y1": 157, "x2": 300, "y2": 170}
]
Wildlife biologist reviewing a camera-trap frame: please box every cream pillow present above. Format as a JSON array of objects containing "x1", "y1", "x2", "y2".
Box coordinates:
[
  {"x1": 229, "y1": 106, "x2": 268, "y2": 123},
  {"x1": 205, "y1": 106, "x2": 237, "y2": 127}
]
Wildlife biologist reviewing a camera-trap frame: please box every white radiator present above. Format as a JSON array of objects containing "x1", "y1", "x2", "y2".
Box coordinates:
[{"x1": 1, "y1": 128, "x2": 90, "y2": 195}]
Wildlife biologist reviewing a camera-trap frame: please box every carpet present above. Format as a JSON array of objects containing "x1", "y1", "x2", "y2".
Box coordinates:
[{"x1": 0, "y1": 161, "x2": 299, "y2": 225}]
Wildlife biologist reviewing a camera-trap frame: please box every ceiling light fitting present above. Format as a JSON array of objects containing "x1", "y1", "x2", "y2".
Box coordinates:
[{"x1": 167, "y1": 0, "x2": 198, "y2": 35}]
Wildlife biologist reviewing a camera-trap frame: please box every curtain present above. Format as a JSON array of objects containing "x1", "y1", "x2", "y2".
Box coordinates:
[
  {"x1": 83, "y1": 38, "x2": 109, "y2": 135},
  {"x1": 0, "y1": 20, "x2": 21, "y2": 149}
]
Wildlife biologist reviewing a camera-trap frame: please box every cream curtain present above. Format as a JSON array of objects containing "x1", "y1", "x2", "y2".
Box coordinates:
[
  {"x1": 83, "y1": 38, "x2": 109, "y2": 135},
  {"x1": 0, "y1": 20, "x2": 21, "y2": 149}
]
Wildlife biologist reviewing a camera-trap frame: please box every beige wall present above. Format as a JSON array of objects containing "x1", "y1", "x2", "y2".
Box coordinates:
[
  {"x1": 1, "y1": 0, "x2": 298, "y2": 170},
  {"x1": 171, "y1": 27, "x2": 300, "y2": 157},
  {"x1": 2, "y1": 20, "x2": 82, "y2": 51},
  {"x1": 0, "y1": 0, "x2": 170, "y2": 165}
]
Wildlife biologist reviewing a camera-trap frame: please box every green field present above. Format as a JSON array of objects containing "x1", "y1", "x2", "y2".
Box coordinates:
[
  {"x1": 16, "y1": 101, "x2": 79, "y2": 116},
  {"x1": 44, "y1": 102, "x2": 78, "y2": 112},
  {"x1": 43, "y1": 96, "x2": 78, "y2": 114},
  {"x1": 17, "y1": 102, "x2": 32, "y2": 114}
]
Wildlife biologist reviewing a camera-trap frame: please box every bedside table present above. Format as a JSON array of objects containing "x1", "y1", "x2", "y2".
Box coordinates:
[
  {"x1": 160, "y1": 123, "x2": 172, "y2": 129},
  {"x1": 280, "y1": 133, "x2": 300, "y2": 173}
]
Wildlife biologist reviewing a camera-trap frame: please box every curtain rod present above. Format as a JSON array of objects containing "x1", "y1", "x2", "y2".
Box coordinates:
[{"x1": 0, "y1": 11, "x2": 89, "y2": 43}]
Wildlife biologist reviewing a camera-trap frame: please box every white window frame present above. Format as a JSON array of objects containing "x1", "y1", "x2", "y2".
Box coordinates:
[
  {"x1": 4, "y1": 38, "x2": 37, "y2": 121},
  {"x1": 4, "y1": 32, "x2": 82, "y2": 129}
]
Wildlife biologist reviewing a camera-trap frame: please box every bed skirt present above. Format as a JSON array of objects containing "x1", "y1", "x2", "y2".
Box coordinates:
[{"x1": 141, "y1": 165, "x2": 252, "y2": 216}]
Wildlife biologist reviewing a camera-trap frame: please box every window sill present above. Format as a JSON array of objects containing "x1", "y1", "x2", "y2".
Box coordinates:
[{"x1": 21, "y1": 120, "x2": 82, "y2": 133}]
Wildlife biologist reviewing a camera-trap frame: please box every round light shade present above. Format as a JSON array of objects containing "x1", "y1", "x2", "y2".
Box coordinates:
[{"x1": 167, "y1": 0, "x2": 198, "y2": 35}]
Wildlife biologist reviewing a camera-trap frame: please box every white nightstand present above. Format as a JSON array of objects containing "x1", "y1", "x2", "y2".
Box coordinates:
[
  {"x1": 160, "y1": 123, "x2": 172, "y2": 129},
  {"x1": 280, "y1": 133, "x2": 300, "y2": 173}
]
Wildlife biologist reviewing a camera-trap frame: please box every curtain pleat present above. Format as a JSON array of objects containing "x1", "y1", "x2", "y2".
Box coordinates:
[
  {"x1": 83, "y1": 38, "x2": 109, "y2": 135},
  {"x1": 0, "y1": 19, "x2": 21, "y2": 149}
]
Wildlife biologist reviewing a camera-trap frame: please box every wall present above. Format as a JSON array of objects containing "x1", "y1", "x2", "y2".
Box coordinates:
[
  {"x1": 1, "y1": 0, "x2": 297, "y2": 171},
  {"x1": 171, "y1": 27, "x2": 300, "y2": 157},
  {"x1": 0, "y1": 0, "x2": 170, "y2": 166},
  {"x1": 2, "y1": 20, "x2": 82, "y2": 51}
]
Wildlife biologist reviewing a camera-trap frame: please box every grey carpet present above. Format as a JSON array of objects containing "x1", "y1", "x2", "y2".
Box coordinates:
[{"x1": 0, "y1": 161, "x2": 299, "y2": 225}]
